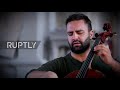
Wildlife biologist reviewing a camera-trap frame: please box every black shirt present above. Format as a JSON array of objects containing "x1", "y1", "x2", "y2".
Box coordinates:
[{"x1": 35, "y1": 53, "x2": 115, "y2": 78}]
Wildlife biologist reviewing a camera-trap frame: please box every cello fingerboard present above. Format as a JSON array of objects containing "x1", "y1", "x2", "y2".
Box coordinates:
[{"x1": 76, "y1": 37, "x2": 101, "y2": 78}]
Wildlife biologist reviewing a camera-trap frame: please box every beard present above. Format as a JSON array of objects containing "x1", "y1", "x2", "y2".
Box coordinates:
[{"x1": 68, "y1": 36, "x2": 90, "y2": 54}]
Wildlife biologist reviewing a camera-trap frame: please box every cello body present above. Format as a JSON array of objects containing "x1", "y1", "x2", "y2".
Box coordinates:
[{"x1": 64, "y1": 69, "x2": 105, "y2": 78}]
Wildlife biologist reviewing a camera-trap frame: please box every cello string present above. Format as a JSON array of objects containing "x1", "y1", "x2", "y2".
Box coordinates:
[{"x1": 76, "y1": 38, "x2": 100, "y2": 78}]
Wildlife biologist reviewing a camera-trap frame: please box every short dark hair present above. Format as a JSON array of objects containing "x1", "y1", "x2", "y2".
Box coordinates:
[{"x1": 65, "y1": 13, "x2": 92, "y2": 31}]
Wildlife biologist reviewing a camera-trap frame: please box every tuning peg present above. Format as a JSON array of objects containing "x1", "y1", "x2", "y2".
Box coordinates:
[
  {"x1": 103, "y1": 23, "x2": 111, "y2": 31},
  {"x1": 92, "y1": 38, "x2": 96, "y2": 40},
  {"x1": 110, "y1": 32, "x2": 117, "y2": 37},
  {"x1": 95, "y1": 33, "x2": 99, "y2": 37}
]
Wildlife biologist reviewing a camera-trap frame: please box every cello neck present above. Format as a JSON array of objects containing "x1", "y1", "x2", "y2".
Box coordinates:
[{"x1": 76, "y1": 37, "x2": 101, "y2": 78}]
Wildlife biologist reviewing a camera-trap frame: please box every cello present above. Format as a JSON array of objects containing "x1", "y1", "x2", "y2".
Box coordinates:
[{"x1": 64, "y1": 23, "x2": 116, "y2": 78}]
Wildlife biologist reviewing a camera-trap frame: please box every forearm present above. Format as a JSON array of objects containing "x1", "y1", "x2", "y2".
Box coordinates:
[
  {"x1": 26, "y1": 70, "x2": 58, "y2": 78},
  {"x1": 26, "y1": 70, "x2": 48, "y2": 78},
  {"x1": 108, "y1": 59, "x2": 120, "y2": 77}
]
